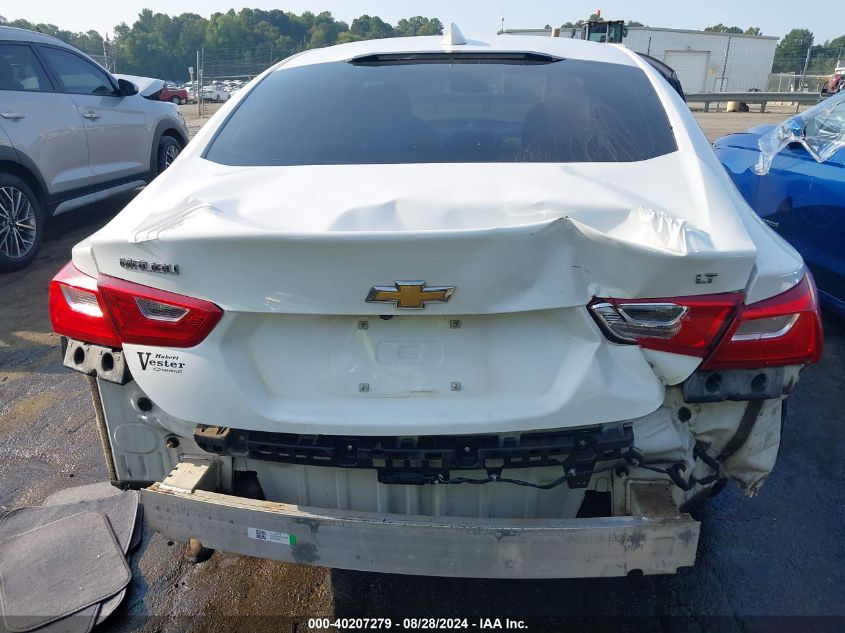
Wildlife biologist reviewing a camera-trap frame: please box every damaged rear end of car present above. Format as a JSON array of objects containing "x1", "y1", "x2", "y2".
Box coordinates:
[{"x1": 48, "y1": 34, "x2": 822, "y2": 578}]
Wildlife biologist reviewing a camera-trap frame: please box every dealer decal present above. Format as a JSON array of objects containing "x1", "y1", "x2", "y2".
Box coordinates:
[
  {"x1": 248, "y1": 527, "x2": 297, "y2": 546},
  {"x1": 137, "y1": 352, "x2": 186, "y2": 374}
]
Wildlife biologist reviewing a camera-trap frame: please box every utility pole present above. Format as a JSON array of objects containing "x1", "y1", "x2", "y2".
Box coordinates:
[
  {"x1": 196, "y1": 49, "x2": 201, "y2": 117},
  {"x1": 719, "y1": 36, "x2": 732, "y2": 92},
  {"x1": 102, "y1": 35, "x2": 109, "y2": 72},
  {"x1": 798, "y1": 46, "x2": 812, "y2": 91}
]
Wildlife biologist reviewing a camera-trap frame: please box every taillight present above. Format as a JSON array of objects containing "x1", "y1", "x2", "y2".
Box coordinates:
[
  {"x1": 589, "y1": 293, "x2": 741, "y2": 357},
  {"x1": 49, "y1": 263, "x2": 223, "y2": 349},
  {"x1": 702, "y1": 275, "x2": 823, "y2": 369},
  {"x1": 98, "y1": 275, "x2": 222, "y2": 347},
  {"x1": 49, "y1": 262, "x2": 121, "y2": 347},
  {"x1": 589, "y1": 274, "x2": 823, "y2": 369}
]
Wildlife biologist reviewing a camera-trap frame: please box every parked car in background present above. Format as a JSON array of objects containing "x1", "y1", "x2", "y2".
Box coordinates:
[
  {"x1": 820, "y1": 66, "x2": 844, "y2": 95},
  {"x1": 0, "y1": 26, "x2": 189, "y2": 271},
  {"x1": 50, "y1": 29, "x2": 822, "y2": 579},
  {"x1": 159, "y1": 83, "x2": 188, "y2": 105},
  {"x1": 715, "y1": 90, "x2": 845, "y2": 317},
  {"x1": 201, "y1": 84, "x2": 230, "y2": 102}
]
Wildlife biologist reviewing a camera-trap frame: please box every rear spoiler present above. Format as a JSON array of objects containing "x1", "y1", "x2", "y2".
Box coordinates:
[{"x1": 637, "y1": 53, "x2": 685, "y2": 101}]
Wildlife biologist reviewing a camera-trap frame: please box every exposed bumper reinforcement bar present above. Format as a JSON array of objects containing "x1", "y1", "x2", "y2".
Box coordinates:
[{"x1": 141, "y1": 460, "x2": 700, "y2": 578}]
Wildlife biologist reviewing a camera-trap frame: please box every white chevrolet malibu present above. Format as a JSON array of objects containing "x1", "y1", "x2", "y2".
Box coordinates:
[{"x1": 49, "y1": 29, "x2": 822, "y2": 578}]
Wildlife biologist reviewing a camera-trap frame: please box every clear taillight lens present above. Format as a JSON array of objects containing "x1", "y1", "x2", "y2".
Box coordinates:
[
  {"x1": 730, "y1": 314, "x2": 799, "y2": 341},
  {"x1": 60, "y1": 285, "x2": 104, "y2": 318},
  {"x1": 134, "y1": 297, "x2": 189, "y2": 322},
  {"x1": 590, "y1": 303, "x2": 688, "y2": 340}
]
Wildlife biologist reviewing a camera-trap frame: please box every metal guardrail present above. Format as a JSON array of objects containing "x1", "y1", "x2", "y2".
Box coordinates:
[{"x1": 685, "y1": 91, "x2": 823, "y2": 112}]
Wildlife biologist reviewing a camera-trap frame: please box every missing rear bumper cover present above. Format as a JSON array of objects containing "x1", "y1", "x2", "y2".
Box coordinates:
[
  {"x1": 682, "y1": 367, "x2": 789, "y2": 403},
  {"x1": 194, "y1": 424, "x2": 634, "y2": 488},
  {"x1": 62, "y1": 337, "x2": 130, "y2": 385}
]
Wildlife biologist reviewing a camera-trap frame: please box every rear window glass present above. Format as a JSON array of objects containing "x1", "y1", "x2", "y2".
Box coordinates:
[{"x1": 205, "y1": 57, "x2": 676, "y2": 166}]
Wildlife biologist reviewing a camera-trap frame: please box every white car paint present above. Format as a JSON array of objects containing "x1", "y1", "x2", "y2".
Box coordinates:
[
  {"x1": 51, "y1": 31, "x2": 827, "y2": 577},
  {"x1": 201, "y1": 85, "x2": 230, "y2": 102},
  {"x1": 73, "y1": 33, "x2": 806, "y2": 488},
  {"x1": 113, "y1": 74, "x2": 165, "y2": 98},
  {"x1": 74, "y1": 35, "x2": 804, "y2": 435}
]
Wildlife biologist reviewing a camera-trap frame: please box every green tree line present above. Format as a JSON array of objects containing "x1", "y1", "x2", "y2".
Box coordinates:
[
  {"x1": 772, "y1": 29, "x2": 845, "y2": 74},
  {"x1": 2, "y1": 10, "x2": 843, "y2": 80},
  {"x1": 0, "y1": 9, "x2": 443, "y2": 80}
]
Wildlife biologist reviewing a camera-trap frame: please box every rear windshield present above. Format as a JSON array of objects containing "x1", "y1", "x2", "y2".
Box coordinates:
[{"x1": 205, "y1": 56, "x2": 676, "y2": 166}]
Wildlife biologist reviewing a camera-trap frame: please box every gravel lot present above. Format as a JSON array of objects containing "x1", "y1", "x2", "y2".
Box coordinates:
[{"x1": 1, "y1": 108, "x2": 843, "y2": 632}]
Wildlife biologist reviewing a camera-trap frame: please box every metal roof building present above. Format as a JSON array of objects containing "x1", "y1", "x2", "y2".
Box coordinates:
[
  {"x1": 500, "y1": 26, "x2": 779, "y2": 93},
  {"x1": 623, "y1": 27, "x2": 778, "y2": 93}
]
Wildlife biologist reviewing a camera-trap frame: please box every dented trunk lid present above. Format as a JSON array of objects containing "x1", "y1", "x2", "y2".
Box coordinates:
[
  {"x1": 83, "y1": 154, "x2": 758, "y2": 435},
  {"x1": 90, "y1": 154, "x2": 756, "y2": 311}
]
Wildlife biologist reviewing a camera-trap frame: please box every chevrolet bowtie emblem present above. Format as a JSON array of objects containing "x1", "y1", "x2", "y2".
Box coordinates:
[{"x1": 366, "y1": 281, "x2": 455, "y2": 309}]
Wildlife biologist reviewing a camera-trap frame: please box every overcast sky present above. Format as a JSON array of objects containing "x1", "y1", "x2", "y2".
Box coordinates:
[{"x1": 6, "y1": 0, "x2": 845, "y2": 43}]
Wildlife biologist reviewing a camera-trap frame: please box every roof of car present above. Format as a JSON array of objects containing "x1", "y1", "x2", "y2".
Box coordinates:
[
  {"x1": 277, "y1": 33, "x2": 640, "y2": 71},
  {"x1": 0, "y1": 25, "x2": 74, "y2": 47}
]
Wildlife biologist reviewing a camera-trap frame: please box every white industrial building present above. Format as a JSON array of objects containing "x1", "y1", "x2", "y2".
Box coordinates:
[
  {"x1": 501, "y1": 26, "x2": 779, "y2": 93},
  {"x1": 623, "y1": 27, "x2": 777, "y2": 93}
]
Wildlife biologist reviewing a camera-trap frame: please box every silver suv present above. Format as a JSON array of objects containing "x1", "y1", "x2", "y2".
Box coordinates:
[{"x1": 0, "y1": 26, "x2": 189, "y2": 271}]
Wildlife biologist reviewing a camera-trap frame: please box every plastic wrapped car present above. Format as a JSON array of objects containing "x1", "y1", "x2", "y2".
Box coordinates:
[{"x1": 715, "y1": 91, "x2": 845, "y2": 316}]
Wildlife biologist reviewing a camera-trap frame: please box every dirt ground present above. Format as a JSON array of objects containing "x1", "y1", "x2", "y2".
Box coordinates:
[{"x1": 1, "y1": 107, "x2": 843, "y2": 632}]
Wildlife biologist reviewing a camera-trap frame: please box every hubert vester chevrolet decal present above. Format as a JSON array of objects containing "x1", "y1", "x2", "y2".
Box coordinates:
[{"x1": 137, "y1": 351, "x2": 186, "y2": 374}]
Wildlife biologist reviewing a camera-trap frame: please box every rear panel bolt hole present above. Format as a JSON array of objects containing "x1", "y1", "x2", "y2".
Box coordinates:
[
  {"x1": 751, "y1": 373, "x2": 768, "y2": 392},
  {"x1": 165, "y1": 435, "x2": 180, "y2": 449},
  {"x1": 73, "y1": 347, "x2": 85, "y2": 366},
  {"x1": 100, "y1": 353, "x2": 114, "y2": 373},
  {"x1": 137, "y1": 396, "x2": 153, "y2": 412},
  {"x1": 678, "y1": 407, "x2": 692, "y2": 423},
  {"x1": 704, "y1": 373, "x2": 722, "y2": 394}
]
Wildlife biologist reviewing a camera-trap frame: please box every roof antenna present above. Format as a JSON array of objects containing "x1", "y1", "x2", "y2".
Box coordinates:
[{"x1": 443, "y1": 22, "x2": 467, "y2": 46}]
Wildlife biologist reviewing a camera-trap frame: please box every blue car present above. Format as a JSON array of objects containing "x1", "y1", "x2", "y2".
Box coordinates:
[{"x1": 714, "y1": 91, "x2": 845, "y2": 317}]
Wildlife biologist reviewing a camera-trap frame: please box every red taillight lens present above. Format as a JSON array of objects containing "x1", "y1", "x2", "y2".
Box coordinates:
[
  {"x1": 98, "y1": 275, "x2": 223, "y2": 348},
  {"x1": 589, "y1": 293, "x2": 741, "y2": 357},
  {"x1": 49, "y1": 263, "x2": 223, "y2": 349},
  {"x1": 702, "y1": 275, "x2": 823, "y2": 369},
  {"x1": 590, "y1": 275, "x2": 823, "y2": 369},
  {"x1": 49, "y1": 262, "x2": 121, "y2": 347}
]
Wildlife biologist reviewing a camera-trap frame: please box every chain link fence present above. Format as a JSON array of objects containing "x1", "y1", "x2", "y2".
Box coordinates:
[
  {"x1": 191, "y1": 46, "x2": 298, "y2": 115},
  {"x1": 767, "y1": 73, "x2": 832, "y2": 92}
]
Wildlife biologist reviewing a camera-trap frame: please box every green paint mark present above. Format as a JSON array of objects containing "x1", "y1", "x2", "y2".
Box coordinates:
[{"x1": 289, "y1": 534, "x2": 297, "y2": 546}]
